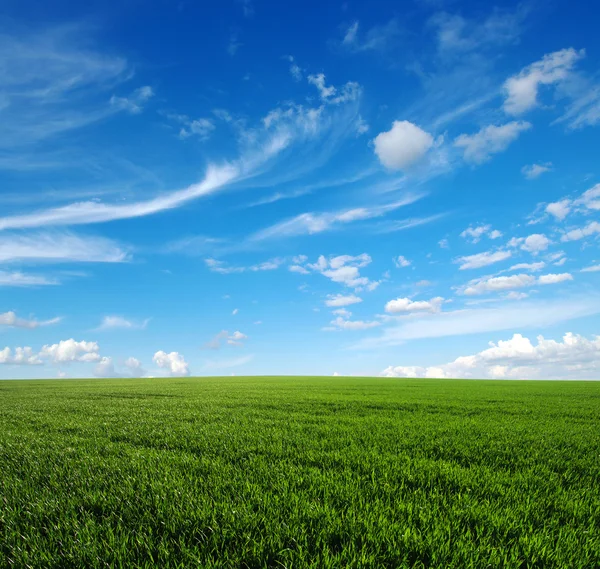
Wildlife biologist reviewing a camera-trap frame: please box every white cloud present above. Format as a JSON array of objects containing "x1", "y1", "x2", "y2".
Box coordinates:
[
  {"x1": 540, "y1": 184, "x2": 600, "y2": 225},
  {"x1": 508, "y1": 261, "x2": 546, "y2": 272},
  {"x1": 438, "y1": 238, "x2": 449, "y2": 249},
  {"x1": 297, "y1": 254, "x2": 378, "y2": 291},
  {"x1": 332, "y1": 308, "x2": 352, "y2": 317},
  {"x1": 232, "y1": 308, "x2": 239, "y2": 315},
  {"x1": 340, "y1": 19, "x2": 401, "y2": 53},
  {"x1": 289, "y1": 264, "x2": 310, "y2": 274},
  {"x1": 179, "y1": 118, "x2": 216, "y2": 140},
  {"x1": 307, "y1": 73, "x2": 336, "y2": 100},
  {"x1": 382, "y1": 331, "x2": 600, "y2": 380},
  {"x1": 0, "y1": 25, "x2": 129, "y2": 147},
  {"x1": 538, "y1": 272, "x2": 573, "y2": 285},
  {"x1": 522, "y1": 162, "x2": 553, "y2": 179},
  {"x1": 0, "y1": 311, "x2": 60, "y2": 329},
  {"x1": 124, "y1": 357, "x2": 145, "y2": 377},
  {"x1": 454, "y1": 121, "x2": 531, "y2": 163},
  {"x1": 94, "y1": 356, "x2": 117, "y2": 377},
  {"x1": 0, "y1": 232, "x2": 129, "y2": 264},
  {"x1": 460, "y1": 224, "x2": 502, "y2": 243},
  {"x1": 205, "y1": 257, "x2": 285, "y2": 274},
  {"x1": 0, "y1": 346, "x2": 43, "y2": 365},
  {"x1": 503, "y1": 48, "x2": 585, "y2": 115},
  {"x1": 326, "y1": 316, "x2": 381, "y2": 331},
  {"x1": 153, "y1": 350, "x2": 190, "y2": 376},
  {"x1": 97, "y1": 316, "x2": 149, "y2": 331},
  {"x1": 353, "y1": 296, "x2": 600, "y2": 348},
  {"x1": 250, "y1": 194, "x2": 423, "y2": 241},
  {"x1": 285, "y1": 56, "x2": 303, "y2": 82},
  {"x1": 373, "y1": 121, "x2": 434, "y2": 170},
  {"x1": 205, "y1": 330, "x2": 248, "y2": 349},
  {"x1": 40, "y1": 339, "x2": 101, "y2": 363},
  {"x1": 325, "y1": 294, "x2": 362, "y2": 307},
  {"x1": 462, "y1": 274, "x2": 536, "y2": 296},
  {"x1": 430, "y1": 10, "x2": 524, "y2": 54},
  {"x1": 385, "y1": 296, "x2": 444, "y2": 314},
  {"x1": 0, "y1": 271, "x2": 58, "y2": 287},
  {"x1": 561, "y1": 221, "x2": 600, "y2": 242},
  {"x1": 110, "y1": 86, "x2": 154, "y2": 114},
  {"x1": 394, "y1": 255, "x2": 411, "y2": 268},
  {"x1": 521, "y1": 233, "x2": 550, "y2": 254},
  {"x1": 355, "y1": 116, "x2": 369, "y2": 135},
  {"x1": 581, "y1": 264, "x2": 600, "y2": 273},
  {"x1": 546, "y1": 199, "x2": 571, "y2": 221},
  {"x1": 461, "y1": 272, "x2": 572, "y2": 295},
  {"x1": 455, "y1": 250, "x2": 512, "y2": 270}
]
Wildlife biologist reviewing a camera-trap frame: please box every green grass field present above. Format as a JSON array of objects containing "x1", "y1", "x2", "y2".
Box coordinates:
[{"x1": 1, "y1": 377, "x2": 599, "y2": 568}]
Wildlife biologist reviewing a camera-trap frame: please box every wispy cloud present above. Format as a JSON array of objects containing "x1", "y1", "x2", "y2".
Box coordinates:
[
  {"x1": 0, "y1": 232, "x2": 129, "y2": 264},
  {"x1": 0, "y1": 24, "x2": 132, "y2": 147},
  {"x1": 0, "y1": 311, "x2": 61, "y2": 329},
  {"x1": 96, "y1": 316, "x2": 150, "y2": 331},
  {"x1": 353, "y1": 296, "x2": 600, "y2": 348},
  {"x1": 249, "y1": 194, "x2": 425, "y2": 241},
  {"x1": 0, "y1": 271, "x2": 59, "y2": 287},
  {"x1": 338, "y1": 19, "x2": 401, "y2": 53}
]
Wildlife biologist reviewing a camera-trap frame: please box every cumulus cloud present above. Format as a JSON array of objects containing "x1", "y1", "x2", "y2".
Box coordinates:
[
  {"x1": 454, "y1": 121, "x2": 531, "y2": 163},
  {"x1": 40, "y1": 339, "x2": 101, "y2": 363},
  {"x1": 503, "y1": 48, "x2": 585, "y2": 115},
  {"x1": 204, "y1": 330, "x2": 248, "y2": 349},
  {"x1": 94, "y1": 356, "x2": 146, "y2": 378},
  {"x1": 325, "y1": 293, "x2": 363, "y2": 307},
  {"x1": 522, "y1": 162, "x2": 553, "y2": 179},
  {"x1": 538, "y1": 273, "x2": 573, "y2": 285},
  {"x1": 307, "y1": 73, "x2": 361, "y2": 105},
  {"x1": 460, "y1": 224, "x2": 502, "y2": 243},
  {"x1": 0, "y1": 311, "x2": 60, "y2": 329},
  {"x1": 541, "y1": 183, "x2": 600, "y2": 225},
  {"x1": 394, "y1": 255, "x2": 411, "y2": 268},
  {"x1": 520, "y1": 233, "x2": 551, "y2": 254},
  {"x1": 382, "y1": 331, "x2": 600, "y2": 380},
  {"x1": 561, "y1": 221, "x2": 600, "y2": 242},
  {"x1": 153, "y1": 350, "x2": 190, "y2": 376},
  {"x1": 581, "y1": 264, "x2": 600, "y2": 273},
  {"x1": 385, "y1": 296, "x2": 444, "y2": 314},
  {"x1": 461, "y1": 274, "x2": 536, "y2": 295},
  {"x1": 508, "y1": 261, "x2": 546, "y2": 272},
  {"x1": 373, "y1": 121, "x2": 433, "y2": 170},
  {"x1": 94, "y1": 356, "x2": 117, "y2": 377},
  {"x1": 291, "y1": 254, "x2": 379, "y2": 291},
  {"x1": 124, "y1": 357, "x2": 145, "y2": 377},
  {"x1": 455, "y1": 250, "x2": 512, "y2": 270},
  {"x1": 461, "y1": 272, "x2": 573, "y2": 295},
  {"x1": 546, "y1": 199, "x2": 571, "y2": 221}
]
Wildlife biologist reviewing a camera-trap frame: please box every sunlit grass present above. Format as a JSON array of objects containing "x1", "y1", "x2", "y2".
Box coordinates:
[{"x1": 1, "y1": 377, "x2": 599, "y2": 568}]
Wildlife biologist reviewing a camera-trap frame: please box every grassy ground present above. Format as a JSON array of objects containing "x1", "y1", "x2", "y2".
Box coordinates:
[{"x1": 0, "y1": 377, "x2": 599, "y2": 568}]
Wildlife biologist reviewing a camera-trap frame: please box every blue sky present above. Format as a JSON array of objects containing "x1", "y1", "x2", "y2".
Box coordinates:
[{"x1": 1, "y1": 0, "x2": 600, "y2": 380}]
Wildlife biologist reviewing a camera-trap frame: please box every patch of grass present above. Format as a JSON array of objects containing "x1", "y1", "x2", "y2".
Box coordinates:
[{"x1": 1, "y1": 377, "x2": 599, "y2": 568}]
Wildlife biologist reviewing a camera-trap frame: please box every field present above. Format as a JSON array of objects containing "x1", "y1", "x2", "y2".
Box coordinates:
[{"x1": 0, "y1": 377, "x2": 599, "y2": 568}]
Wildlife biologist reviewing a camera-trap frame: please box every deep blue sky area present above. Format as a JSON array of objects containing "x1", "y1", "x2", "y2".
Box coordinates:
[{"x1": 0, "y1": 0, "x2": 599, "y2": 379}]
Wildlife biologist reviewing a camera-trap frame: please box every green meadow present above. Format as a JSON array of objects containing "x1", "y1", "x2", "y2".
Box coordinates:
[{"x1": 0, "y1": 377, "x2": 599, "y2": 568}]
